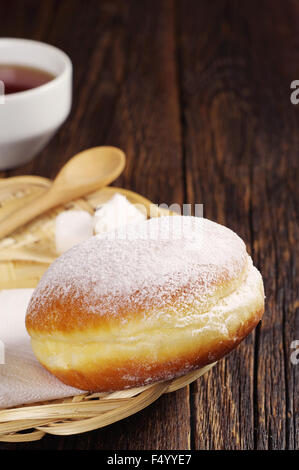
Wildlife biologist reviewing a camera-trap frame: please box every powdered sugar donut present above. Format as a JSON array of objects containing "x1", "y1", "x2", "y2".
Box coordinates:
[{"x1": 26, "y1": 216, "x2": 264, "y2": 391}]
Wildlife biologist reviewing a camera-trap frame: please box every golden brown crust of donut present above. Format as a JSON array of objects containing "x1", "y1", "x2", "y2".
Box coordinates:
[
  {"x1": 25, "y1": 216, "x2": 265, "y2": 392},
  {"x1": 34, "y1": 308, "x2": 263, "y2": 391},
  {"x1": 27, "y1": 263, "x2": 264, "y2": 391},
  {"x1": 25, "y1": 269, "x2": 244, "y2": 335}
]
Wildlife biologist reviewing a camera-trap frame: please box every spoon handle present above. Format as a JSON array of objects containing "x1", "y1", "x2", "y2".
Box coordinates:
[{"x1": 0, "y1": 190, "x2": 61, "y2": 239}]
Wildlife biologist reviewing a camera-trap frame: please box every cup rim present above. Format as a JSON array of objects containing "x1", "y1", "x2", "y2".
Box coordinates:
[{"x1": 0, "y1": 38, "x2": 72, "y2": 102}]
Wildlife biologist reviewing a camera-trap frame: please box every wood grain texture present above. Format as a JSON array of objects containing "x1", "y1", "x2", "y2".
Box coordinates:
[
  {"x1": 177, "y1": 0, "x2": 299, "y2": 450},
  {"x1": 0, "y1": 0, "x2": 298, "y2": 450},
  {"x1": 177, "y1": 2, "x2": 256, "y2": 449}
]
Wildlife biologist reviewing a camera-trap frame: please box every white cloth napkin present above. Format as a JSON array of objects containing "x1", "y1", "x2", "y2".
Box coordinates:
[{"x1": 0, "y1": 289, "x2": 84, "y2": 409}]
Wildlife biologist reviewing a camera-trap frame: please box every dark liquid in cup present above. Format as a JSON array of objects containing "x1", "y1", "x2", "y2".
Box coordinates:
[{"x1": 0, "y1": 64, "x2": 55, "y2": 94}]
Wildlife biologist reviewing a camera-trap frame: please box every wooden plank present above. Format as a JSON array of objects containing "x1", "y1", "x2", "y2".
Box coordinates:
[
  {"x1": 243, "y1": 0, "x2": 299, "y2": 450},
  {"x1": 177, "y1": 0, "x2": 299, "y2": 450},
  {"x1": 80, "y1": 1, "x2": 189, "y2": 450},
  {"x1": 0, "y1": 0, "x2": 188, "y2": 450},
  {"x1": 176, "y1": 0, "x2": 255, "y2": 449}
]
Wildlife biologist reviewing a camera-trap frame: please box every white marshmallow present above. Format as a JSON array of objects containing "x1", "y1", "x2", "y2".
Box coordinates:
[
  {"x1": 93, "y1": 193, "x2": 147, "y2": 235},
  {"x1": 55, "y1": 210, "x2": 94, "y2": 254}
]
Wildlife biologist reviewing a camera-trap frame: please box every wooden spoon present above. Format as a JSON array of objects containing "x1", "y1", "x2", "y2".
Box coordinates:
[{"x1": 0, "y1": 146, "x2": 126, "y2": 239}]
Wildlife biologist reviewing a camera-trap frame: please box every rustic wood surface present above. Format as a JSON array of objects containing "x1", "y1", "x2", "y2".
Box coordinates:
[{"x1": 0, "y1": 0, "x2": 298, "y2": 450}]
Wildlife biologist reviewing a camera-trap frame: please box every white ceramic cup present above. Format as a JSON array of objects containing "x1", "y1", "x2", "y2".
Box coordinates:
[{"x1": 0, "y1": 38, "x2": 72, "y2": 170}]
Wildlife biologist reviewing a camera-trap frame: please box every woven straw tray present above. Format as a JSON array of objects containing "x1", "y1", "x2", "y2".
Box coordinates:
[{"x1": 0, "y1": 176, "x2": 216, "y2": 442}]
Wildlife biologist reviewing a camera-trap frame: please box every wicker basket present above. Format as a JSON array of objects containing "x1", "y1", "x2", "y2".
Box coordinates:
[
  {"x1": 0, "y1": 176, "x2": 215, "y2": 442},
  {"x1": 0, "y1": 364, "x2": 216, "y2": 442}
]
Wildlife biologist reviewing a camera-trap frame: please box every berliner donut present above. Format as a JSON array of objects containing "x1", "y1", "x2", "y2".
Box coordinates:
[{"x1": 26, "y1": 216, "x2": 264, "y2": 391}]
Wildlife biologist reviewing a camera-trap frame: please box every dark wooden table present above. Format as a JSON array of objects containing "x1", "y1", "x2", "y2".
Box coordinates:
[{"x1": 0, "y1": 0, "x2": 298, "y2": 451}]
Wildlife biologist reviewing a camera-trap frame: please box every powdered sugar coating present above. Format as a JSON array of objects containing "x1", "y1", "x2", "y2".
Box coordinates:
[{"x1": 27, "y1": 216, "x2": 248, "y2": 326}]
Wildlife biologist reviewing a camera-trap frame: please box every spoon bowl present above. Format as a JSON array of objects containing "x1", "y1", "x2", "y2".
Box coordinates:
[{"x1": 52, "y1": 146, "x2": 126, "y2": 199}]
